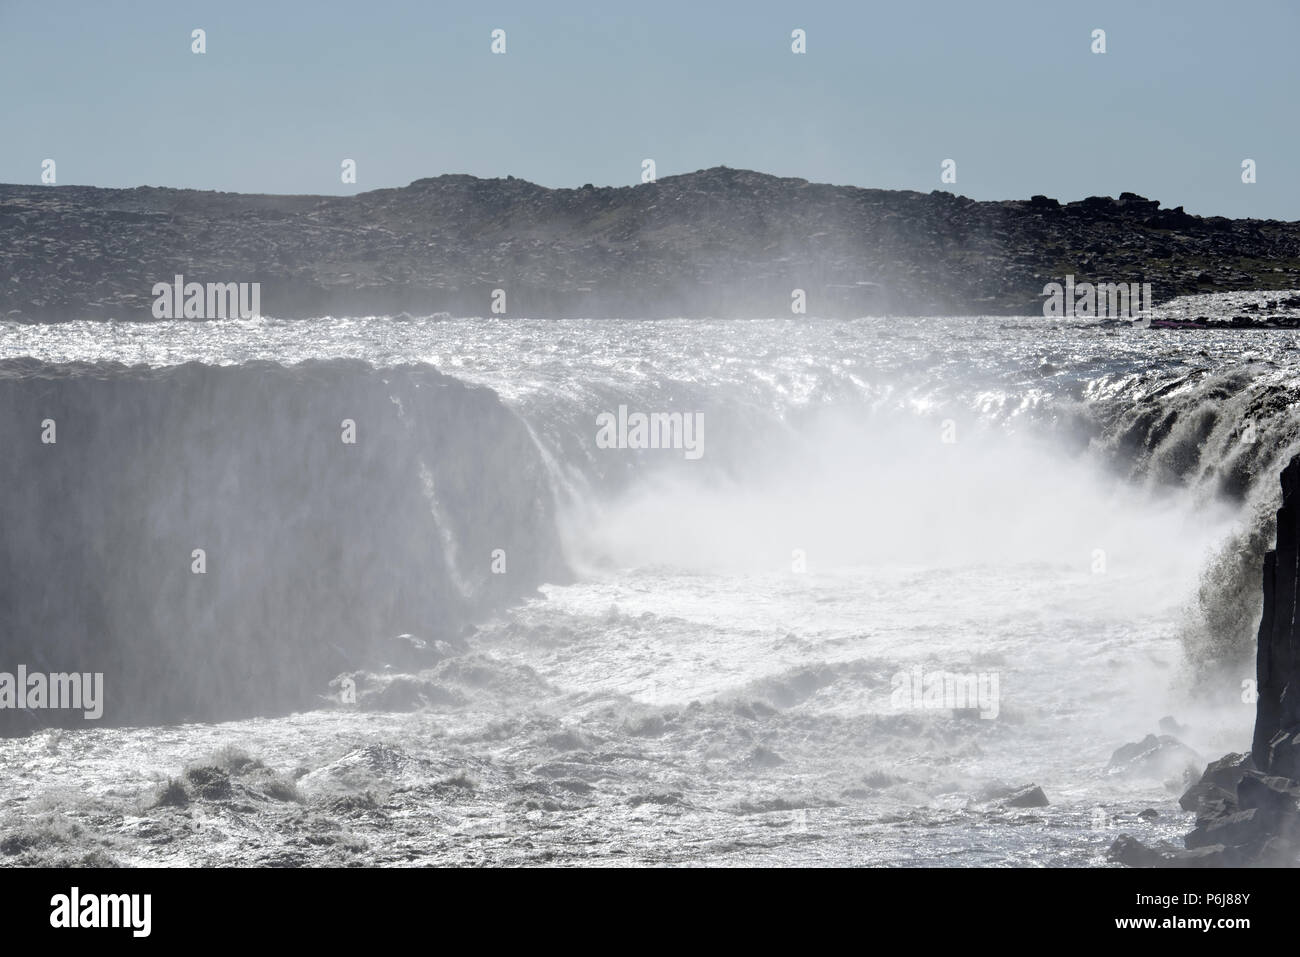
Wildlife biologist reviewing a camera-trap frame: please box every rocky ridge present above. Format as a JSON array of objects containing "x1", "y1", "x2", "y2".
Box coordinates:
[{"x1": 3, "y1": 167, "x2": 1299, "y2": 320}]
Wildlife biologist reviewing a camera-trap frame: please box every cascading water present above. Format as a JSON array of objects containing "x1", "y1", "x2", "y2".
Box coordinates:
[{"x1": 0, "y1": 298, "x2": 1293, "y2": 865}]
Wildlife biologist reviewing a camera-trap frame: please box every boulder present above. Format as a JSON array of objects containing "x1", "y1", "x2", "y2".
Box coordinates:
[
  {"x1": 1107, "y1": 835, "x2": 1243, "y2": 868},
  {"x1": 1107, "y1": 734, "x2": 1202, "y2": 779},
  {"x1": 1003, "y1": 785, "x2": 1049, "y2": 808},
  {"x1": 1179, "y1": 752, "x2": 1253, "y2": 813},
  {"x1": 1185, "y1": 808, "x2": 1267, "y2": 850}
]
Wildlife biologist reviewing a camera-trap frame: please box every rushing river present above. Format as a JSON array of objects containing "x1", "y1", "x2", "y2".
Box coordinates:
[{"x1": 1, "y1": 293, "x2": 1294, "y2": 865}]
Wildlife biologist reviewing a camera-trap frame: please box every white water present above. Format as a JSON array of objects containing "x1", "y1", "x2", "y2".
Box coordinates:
[{"x1": 2, "y1": 304, "x2": 1290, "y2": 865}]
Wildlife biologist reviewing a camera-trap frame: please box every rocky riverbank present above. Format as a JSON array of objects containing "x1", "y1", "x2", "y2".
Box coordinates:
[{"x1": 4, "y1": 167, "x2": 1299, "y2": 321}]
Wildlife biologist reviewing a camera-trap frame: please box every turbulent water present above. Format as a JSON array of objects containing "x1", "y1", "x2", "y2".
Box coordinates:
[{"x1": 3, "y1": 293, "x2": 1299, "y2": 867}]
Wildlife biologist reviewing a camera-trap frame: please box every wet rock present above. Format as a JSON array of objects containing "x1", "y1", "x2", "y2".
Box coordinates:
[
  {"x1": 1106, "y1": 835, "x2": 1239, "y2": 867},
  {"x1": 184, "y1": 766, "x2": 232, "y2": 800},
  {"x1": 325, "y1": 792, "x2": 380, "y2": 815},
  {"x1": 1107, "y1": 835, "x2": 1172, "y2": 867},
  {"x1": 1236, "y1": 771, "x2": 1300, "y2": 814},
  {"x1": 1179, "y1": 752, "x2": 1253, "y2": 813},
  {"x1": 153, "y1": 779, "x2": 190, "y2": 808},
  {"x1": 1003, "y1": 785, "x2": 1049, "y2": 808},
  {"x1": 1266, "y1": 730, "x2": 1300, "y2": 779},
  {"x1": 1108, "y1": 734, "x2": 1202, "y2": 779},
  {"x1": 1185, "y1": 808, "x2": 1267, "y2": 850}
]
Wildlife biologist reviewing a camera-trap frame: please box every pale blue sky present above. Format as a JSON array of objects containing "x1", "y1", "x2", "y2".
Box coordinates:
[{"x1": 1, "y1": 0, "x2": 1295, "y2": 218}]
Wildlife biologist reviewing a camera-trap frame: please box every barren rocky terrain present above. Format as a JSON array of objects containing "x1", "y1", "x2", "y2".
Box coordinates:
[{"x1": 4, "y1": 167, "x2": 1299, "y2": 320}]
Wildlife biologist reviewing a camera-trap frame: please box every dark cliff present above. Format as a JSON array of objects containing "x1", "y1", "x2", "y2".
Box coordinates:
[
  {"x1": 1252, "y1": 457, "x2": 1300, "y2": 768},
  {"x1": 3, "y1": 167, "x2": 1299, "y2": 320},
  {"x1": 1113, "y1": 454, "x2": 1300, "y2": 866},
  {"x1": 1172, "y1": 456, "x2": 1300, "y2": 865}
]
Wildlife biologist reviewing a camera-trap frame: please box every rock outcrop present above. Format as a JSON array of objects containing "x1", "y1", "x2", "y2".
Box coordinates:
[
  {"x1": 1252, "y1": 456, "x2": 1300, "y2": 767},
  {"x1": 1003, "y1": 785, "x2": 1049, "y2": 808},
  {"x1": 1112, "y1": 455, "x2": 1300, "y2": 866},
  {"x1": 3, "y1": 167, "x2": 1299, "y2": 321},
  {"x1": 0, "y1": 359, "x2": 568, "y2": 732}
]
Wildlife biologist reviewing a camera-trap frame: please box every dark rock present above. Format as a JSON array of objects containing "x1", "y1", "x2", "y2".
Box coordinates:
[
  {"x1": 1182, "y1": 787, "x2": 1238, "y2": 820},
  {"x1": 1108, "y1": 835, "x2": 1243, "y2": 868},
  {"x1": 1179, "y1": 752, "x2": 1253, "y2": 813},
  {"x1": 1150, "y1": 206, "x2": 1197, "y2": 229},
  {"x1": 1176, "y1": 845, "x2": 1246, "y2": 867},
  {"x1": 1108, "y1": 734, "x2": 1202, "y2": 778},
  {"x1": 1268, "y1": 730, "x2": 1300, "y2": 779},
  {"x1": 1252, "y1": 457, "x2": 1300, "y2": 765},
  {"x1": 1195, "y1": 797, "x2": 1238, "y2": 827},
  {"x1": 1139, "y1": 808, "x2": 1159, "y2": 820},
  {"x1": 1111, "y1": 735, "x2": 1160, "y2": 765},
  {"x1": 1237, "y1": 771, "x2": 1300, "y2": 814},
  {"x1": 183, "y1": 766, "x2": 232, "y2": 800},
  {"x1": 152, "y1": 779, "x2": 190, "y2": 808},
  {"x1": 1107, "y1": 835, "x2": 1166, "y2": 867},
  {"x1": 1185, "y1": 808, "x2": 1266, "y2": 850},
  {"x1": 1003, "y1": 785, "x2": 1049, "y2": 808}
]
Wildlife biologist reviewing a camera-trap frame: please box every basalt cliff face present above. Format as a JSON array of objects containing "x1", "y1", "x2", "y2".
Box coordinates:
[
  {"x1": 1251, "y1": 457, "x2": 1300, "y2": 769},
  {"x1": 1183, "y1": 456, "x2": 1300, "y2": 865},
  {"x1": 0, "y1": 359, "x2": 567, "y2": 732},
  {"x1": 1112, "y1": 454, "x2": 1300, "y2": 867},
  {"x1": 3, "y1": 167, "x2": 1299, "y2": 320}
]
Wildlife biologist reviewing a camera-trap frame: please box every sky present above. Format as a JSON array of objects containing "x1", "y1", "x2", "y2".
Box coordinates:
[{"x1": 1, "y1": 0, "x2": 1296, "y2": 219}]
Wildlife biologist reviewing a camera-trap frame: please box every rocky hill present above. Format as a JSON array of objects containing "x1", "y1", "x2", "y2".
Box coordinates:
[{"x1": 3, "y1": 167, "x2": 1299, "y2": 320}]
